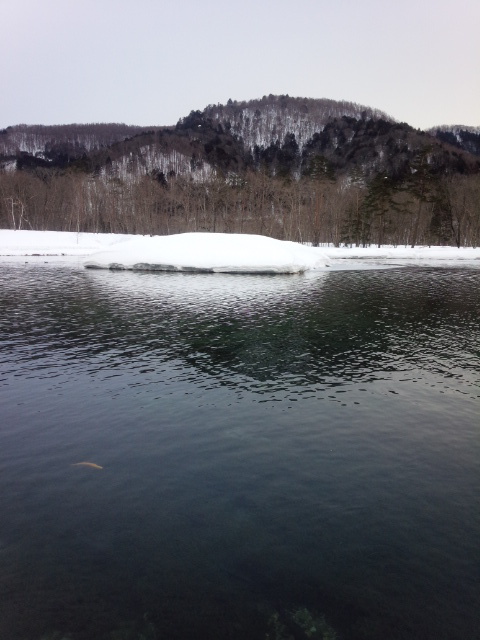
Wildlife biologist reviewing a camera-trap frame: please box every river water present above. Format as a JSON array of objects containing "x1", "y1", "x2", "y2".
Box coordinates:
[{"x1": 0, "y1": 259, "x2": 479, "y2": 640}]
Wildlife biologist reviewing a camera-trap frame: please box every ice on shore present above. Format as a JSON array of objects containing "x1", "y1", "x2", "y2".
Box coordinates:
[{"x1": 83, "y1": 232, "x2": 330, "y2": 273}]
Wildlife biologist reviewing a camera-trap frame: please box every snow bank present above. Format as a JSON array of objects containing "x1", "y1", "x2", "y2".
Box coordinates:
[
  {"x1": 84, "y1": 233, "x2": 330, "y2": 273},
  {"x1": 325, "y1": 245, "x2": 480, "y2": 262},
  {"x1": 0, "y1": 229, "x2": 131, "y2": 256},
  {"x1": 1, "y1": 230, "x2": 479, "y2": 271}
]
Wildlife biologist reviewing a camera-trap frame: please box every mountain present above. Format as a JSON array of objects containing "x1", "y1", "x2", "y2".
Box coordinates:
[
  {"x1": 1, "y1": 96, "x2": 479, "y2": 248},
  {"x1": 428, "y1": 125, "x2": 480, "y2": 157},
  {"x1": 0, "y1": 123, "x2": 153, "y2": 166},
  {"x1": 203, "y1": 95, "x2": 393, "y2": 153},
  {"x1": 1, "y1": 96, "x2": 478, "y2": 181}
]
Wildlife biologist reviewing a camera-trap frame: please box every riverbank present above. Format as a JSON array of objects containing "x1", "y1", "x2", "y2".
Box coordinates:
[{"x1": 1, "y1": 230, "x2": 479, "y2": 269}]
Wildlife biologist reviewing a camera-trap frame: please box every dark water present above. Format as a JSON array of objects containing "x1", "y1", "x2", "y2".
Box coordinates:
[{"x1": 0, "y1": 259, "x2": 479, "y2": 640}]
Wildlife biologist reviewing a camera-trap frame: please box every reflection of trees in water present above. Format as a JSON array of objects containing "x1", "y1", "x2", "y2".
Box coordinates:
[
  {"x1": 2, "y1": 266, "x2": 479, "y2": 390},
  {"x1": 134, "y1": 268, "x2": 480, "y2": 389}
]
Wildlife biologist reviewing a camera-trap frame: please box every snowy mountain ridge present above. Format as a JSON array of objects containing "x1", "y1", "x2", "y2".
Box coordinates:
[
  {"x1": 0, "y1": 123, "x2": 152, "y2": 158},
  {"x1": 204, "y1": 95, "x2": 395, "y2": 153},
  {"x1": 1, "y1": 96, "x2": 479, "y2": 185}
]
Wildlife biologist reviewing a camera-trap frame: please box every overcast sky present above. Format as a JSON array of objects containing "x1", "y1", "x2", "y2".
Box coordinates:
[{"x1": 2, "y1": 0, "x2": 479, "y2": 130}]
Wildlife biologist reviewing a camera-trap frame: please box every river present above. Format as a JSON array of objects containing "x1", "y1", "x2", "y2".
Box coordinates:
[{"x1": 0, "y1": 259, "x2": 479, "y2": 639}]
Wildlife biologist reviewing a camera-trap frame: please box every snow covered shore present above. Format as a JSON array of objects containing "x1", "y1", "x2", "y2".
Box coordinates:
[
  {"x1": 83, "y1": 233, "x2": 329, "y2": 273},
  {"x1": 0, "y1": 230, "x2": 132, "y2": 257},
  {"x1": 0, "y1": 230, "x2": 479, "y2": 271},
  {"x1": 0, "y1": 230, "x2": 328, "y2": 273}
]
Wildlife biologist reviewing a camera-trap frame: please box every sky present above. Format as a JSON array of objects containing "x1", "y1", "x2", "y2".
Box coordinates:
[{"x1": 1, "y1": 0, "x2": 479, "y2": 131}]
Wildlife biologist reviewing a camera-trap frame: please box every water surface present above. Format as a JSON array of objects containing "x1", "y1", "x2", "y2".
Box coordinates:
[{"x1": 0, "y1": 259, "x2": 479, "y2": 639}]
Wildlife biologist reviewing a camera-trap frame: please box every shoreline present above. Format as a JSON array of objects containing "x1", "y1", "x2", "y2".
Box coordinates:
[{"x1": 1, "y1": 229, "x2": 479, "y2": 267}]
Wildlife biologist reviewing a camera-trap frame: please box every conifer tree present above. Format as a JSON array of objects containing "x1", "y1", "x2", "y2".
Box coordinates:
[
  {"x1": 403, "y1": 147, "x2": 438, "y2": 247},
  {"x1": 361, "y1": 174, "x2": 398, "y2": 247}
]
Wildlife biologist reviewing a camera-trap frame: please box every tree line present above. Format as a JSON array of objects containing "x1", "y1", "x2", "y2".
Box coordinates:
[{"x1": 1, "y1": 158, "x2": 479, "y2": 247}]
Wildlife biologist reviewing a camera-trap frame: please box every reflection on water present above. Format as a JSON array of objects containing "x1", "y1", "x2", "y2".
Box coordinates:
[
  {"x1": 3, "y1": 266, "x2": 478, "y2": 400},
  {"x1": 0, "y1": 261, "x2": 479, "y2": 640}
]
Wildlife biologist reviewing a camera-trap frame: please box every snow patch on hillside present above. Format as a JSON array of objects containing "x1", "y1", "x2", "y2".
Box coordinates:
[{"x1": 104, "y1": 147, "x2": 214, "y2": 183}]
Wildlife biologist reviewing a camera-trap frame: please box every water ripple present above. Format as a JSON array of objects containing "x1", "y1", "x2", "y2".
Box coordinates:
[{"x1": 1, "y1": 266, "x2": 479, "y2": 405}]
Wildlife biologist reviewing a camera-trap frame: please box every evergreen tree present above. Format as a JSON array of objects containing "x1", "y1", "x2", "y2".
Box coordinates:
[
  {"x1": 402, "y1": 147, "x2": 438, "y2": 247},
  {"x1": 361, "y1": 174, "x2": 398, "y2": 247},
  {"x1": 341, "y1": 167, "x2": 366, "y2": 246},
  {"x1": 304, "y1": 155, "x2": 336, "y2": 246}
]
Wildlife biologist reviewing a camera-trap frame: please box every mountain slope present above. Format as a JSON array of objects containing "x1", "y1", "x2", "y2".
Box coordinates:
[
  {"x1": 428, "y1": 125, "x2": 480, "y2": 157},
  {"x1": 0, "y1": 123, "x2": 154, "y2": 161},
  {"x1": 1, "y1": 96, "x2": 479, "y2": 183},
  {"x1": 204, "y1": 94, "x2": 394, "y2": 153}
]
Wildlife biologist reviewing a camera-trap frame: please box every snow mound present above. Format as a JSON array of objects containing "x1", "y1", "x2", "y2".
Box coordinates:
[{"x1": 84, "y1": 233, "x2": 330, "y2": 274}]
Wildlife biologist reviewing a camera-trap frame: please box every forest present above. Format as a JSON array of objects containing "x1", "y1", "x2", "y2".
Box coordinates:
[{"x1": 1, "y1": 96, "x2": 479, "y2": 247}]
